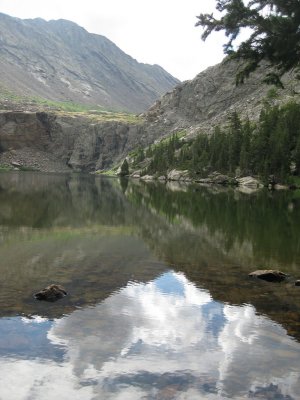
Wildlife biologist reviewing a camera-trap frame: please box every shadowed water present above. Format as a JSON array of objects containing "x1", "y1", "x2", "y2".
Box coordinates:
[{"x1": 0, "y1": 172, "x2": 300, "y2": 399}]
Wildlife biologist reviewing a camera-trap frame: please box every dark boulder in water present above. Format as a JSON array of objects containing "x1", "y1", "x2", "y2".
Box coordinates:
[
  {"x1": 249, "y1": 270, "x2": 288, "y2": 282},
  {"x1": 34, "y1": 284, "x2": 67, "y2": 301}
]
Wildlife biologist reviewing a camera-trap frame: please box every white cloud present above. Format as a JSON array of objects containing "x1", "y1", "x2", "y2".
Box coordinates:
[
  {"x1": 21, "y1": 315, "x2": 49, "y2": 324},
  {"x1": 0, "y1": 0, "x2": 225, "y2": 80}
]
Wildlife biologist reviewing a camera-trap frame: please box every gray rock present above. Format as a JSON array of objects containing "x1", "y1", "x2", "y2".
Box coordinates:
[
  {"x1": 167, "y1": 169, "x2": 190, "y2": 181},
  {"x1": 140, "y1": 174, "x2": 154, "y2": 181},
  {"x1": 249, "y1": 270, "x2": 288, "y2": 282},
  {"x1": 237, "y1": 176, "x2": 263, "y2": 188},
  {"x1": 11, "y1": 161, "x2": 22, "y2": 167},
  {"x1": 131, "y1": 171, "x2": 141, "y2": 178}
]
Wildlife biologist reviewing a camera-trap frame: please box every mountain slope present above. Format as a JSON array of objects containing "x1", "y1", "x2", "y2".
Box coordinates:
[
  {"x1": 143, "y1": 58, "x2": 300, "y2": 139},
  {"x1": 0, "y1": 13, "x2": 179, "y2": 113}
]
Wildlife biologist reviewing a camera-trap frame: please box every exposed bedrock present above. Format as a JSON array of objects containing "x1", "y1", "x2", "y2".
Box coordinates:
[{"x1": 0, "y1": 111, "x2": 155, "y2": 172}]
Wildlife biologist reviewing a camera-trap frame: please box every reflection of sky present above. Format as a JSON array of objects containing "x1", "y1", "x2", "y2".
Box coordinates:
[
  {"x1": 0, "y1": 271, "x2": 300, "y2": 400},
  {"x1": 155, "y1": 271, "x2": 185, "y2": 296},
  {"x1": 0, "y1": 316, "x2": 64, "y2": 361}
]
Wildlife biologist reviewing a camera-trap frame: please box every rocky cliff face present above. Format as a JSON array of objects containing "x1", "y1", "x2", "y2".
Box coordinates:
[
  {"x1": 0, "y1": 111, "x2": 162, "y2": 172},
  {"x1": 143, "y1": 59, "x2": 300, "y2": 139},
  {"x1": 0, "y1": 13, "x2": 179, "y2": 113}
]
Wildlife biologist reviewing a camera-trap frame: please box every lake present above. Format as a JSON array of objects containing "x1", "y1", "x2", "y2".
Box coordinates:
[{"x1": 0, "y1": 172, "x2": 300, "y2": 400}]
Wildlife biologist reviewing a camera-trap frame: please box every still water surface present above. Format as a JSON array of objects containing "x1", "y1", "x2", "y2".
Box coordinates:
[{"x1": 0, "y1": 172, "x2": 300, "y2": 399}]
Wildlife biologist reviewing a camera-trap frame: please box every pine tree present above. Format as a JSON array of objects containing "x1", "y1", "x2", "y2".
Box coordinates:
[
  {"x1": 196, "y1": 0, "x2": 300, "y2": 86},
  {"x1": 228, "y1": 112, "x2": 243, "y2": 172},
  {"x1": 120, "y1": 159, "x2": 129, "y2": 176},
  {"x1": 294, "y1": 134, "x2": 300, "y2": 174},
  {"x1": 135, "y1": 147, "x2": 145, "y2": 163},
  {"x1": 239, "y1": 118, "x2": 252, "y2": 173}
]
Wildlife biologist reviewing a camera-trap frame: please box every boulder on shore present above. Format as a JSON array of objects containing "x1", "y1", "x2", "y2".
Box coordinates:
[
  {"x1": 140, "y1": 174, "x2": 154, "y2": 181},
  {"x1": 34, "y1": 284, "x2": 67, "y2": 301},
  {"x1": 249, "y1": 269, "x2": 288, "y2": 282},
  {"x1": 167, "y1": 169, "x2": 191, "y2": 181},
  {"x1": 237, "y1": 176, "x2": 263, "y2": 188},
  {"x1": 11, "y1": 161, "x2": 22, "y2": 168},
  {"x1": 131, "y1": 171, "x2": 141, "y2": 178}
]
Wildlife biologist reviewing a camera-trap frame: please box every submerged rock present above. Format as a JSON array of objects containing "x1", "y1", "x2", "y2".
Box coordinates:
[
  {"x1": 34, "y1": 284, "x2": 67, "y2": 302},
  {"x1": 249, "y1": 270, "x2": 288, "y2": 282},
  {"x1": 295, "y1": 280, "x2": 300, "y2": 286}
]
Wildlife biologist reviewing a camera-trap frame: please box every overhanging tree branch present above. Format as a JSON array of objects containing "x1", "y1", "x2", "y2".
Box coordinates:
[{"x1": 196, "y1": 0, "x2": 300, "y2": 86}]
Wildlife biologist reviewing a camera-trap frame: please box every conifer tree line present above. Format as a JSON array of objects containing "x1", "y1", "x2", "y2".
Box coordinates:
[{"x1": 132, "y1": 102, "x2": 300, "y2": 182}]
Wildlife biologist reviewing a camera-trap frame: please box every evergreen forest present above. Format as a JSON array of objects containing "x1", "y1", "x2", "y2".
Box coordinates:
[{"x1": 132, "y1": 101, "x2": 300, "y2": 183}]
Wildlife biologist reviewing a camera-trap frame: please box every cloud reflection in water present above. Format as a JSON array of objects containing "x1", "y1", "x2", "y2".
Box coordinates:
[{"x1": 0, "y1": 271, "x2": 300, "y2": 399}]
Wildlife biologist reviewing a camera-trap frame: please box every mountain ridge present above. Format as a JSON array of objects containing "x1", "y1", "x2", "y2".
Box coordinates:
[{"x1": 0, "y1": 12, "x2": 179, "y2": 113}]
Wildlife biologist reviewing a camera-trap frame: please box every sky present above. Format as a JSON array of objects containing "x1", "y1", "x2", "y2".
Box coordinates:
[{"x1": 0, "y1": 0, "x2": 226, "y2": 81}]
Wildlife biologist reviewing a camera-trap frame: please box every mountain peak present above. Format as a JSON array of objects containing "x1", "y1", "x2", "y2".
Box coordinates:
[{"x1": 0, "y1": 13, "x2": 180, "y2": 112}]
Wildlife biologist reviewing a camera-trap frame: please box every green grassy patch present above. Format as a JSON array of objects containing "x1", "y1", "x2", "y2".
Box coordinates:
[
  {"x1": 0, "y1": 165, "x2": 13, "y2": 172},
  {"x1": 158, "y1": 130, "x2": 187, "y2": 145},
  {"x1": 0, "y1": 85, "x2": 143, "y2": 124},
  {"x1": 95, "y1": 168, "x2": 118, "y2": 177}
]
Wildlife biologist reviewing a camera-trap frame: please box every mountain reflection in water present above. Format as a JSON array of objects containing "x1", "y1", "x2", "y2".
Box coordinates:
[{"x1": 0, "y1": 271, "x2": 299, "y2": 400}]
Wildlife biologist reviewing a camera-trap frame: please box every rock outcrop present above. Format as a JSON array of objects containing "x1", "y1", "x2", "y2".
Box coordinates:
[
  {"x1": 143, "y1": 59, "x2": 300, "y2": 140},
  {"x1": 167, "y1": 169, "x2": 191, "y2": 181},
  {"x1": 236, "y1": 176, "x2": 263, "y2": 188},
  {"x1": 0, "y1": 111, "x2": 163, "y2": 172}
]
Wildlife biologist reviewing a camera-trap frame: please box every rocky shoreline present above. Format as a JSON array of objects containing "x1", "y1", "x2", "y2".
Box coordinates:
[
  {"x1": 0, "y1": 147, "x2": 72, "y2": 173},
  {"x1": 127, "y1": 168, "x2": 297, "y2": 192}
]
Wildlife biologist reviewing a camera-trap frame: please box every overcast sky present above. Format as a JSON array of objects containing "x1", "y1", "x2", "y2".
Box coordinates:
[{"x1": 0, "y1": 0, "x2": 226, "y2": 81}]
